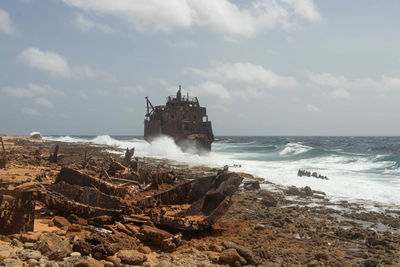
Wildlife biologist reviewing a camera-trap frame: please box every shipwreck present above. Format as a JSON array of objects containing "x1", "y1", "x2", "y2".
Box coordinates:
[{"x1": 144, "y1": 86, "x2": 214, "y2": 152}]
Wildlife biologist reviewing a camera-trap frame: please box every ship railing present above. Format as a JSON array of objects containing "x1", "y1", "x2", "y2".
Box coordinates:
[{"x1": 167, "y1": 96, "x2": 198, "y2": 103}]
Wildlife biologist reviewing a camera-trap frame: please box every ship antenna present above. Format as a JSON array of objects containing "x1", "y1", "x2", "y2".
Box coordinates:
[{"x1": 177, "y1": 85, "x2": 182, "y2": 100}]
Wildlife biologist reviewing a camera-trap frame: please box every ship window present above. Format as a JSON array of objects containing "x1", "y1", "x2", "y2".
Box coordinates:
[{"x1": 203, "y1": 116, "x2": 207, "y2": 122}]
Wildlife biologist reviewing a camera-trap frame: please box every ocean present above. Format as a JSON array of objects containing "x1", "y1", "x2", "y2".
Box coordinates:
[{"x1": 44, "y1": 135, "x2": 400, "y2": 208}]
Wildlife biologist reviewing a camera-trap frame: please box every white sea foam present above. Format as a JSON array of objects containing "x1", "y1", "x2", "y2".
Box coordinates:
[
  {"x1": 43, "y1": 135, "x2": 400, "y2": 207},
  {"x1": 279, "y1": 142, "x2": 312, "y2": 156}
]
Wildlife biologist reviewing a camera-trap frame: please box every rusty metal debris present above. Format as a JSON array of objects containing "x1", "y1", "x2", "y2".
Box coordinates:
[
  {"x1": 0, "y1": 190, "x2": 35, "y2": 234},
  {"x1": 40, "y1": 165, "x2": 242, "y2": 231},
  {"x1": 144, "y1": 86, "x2": 214, "y2": 152},
  {"x1": 0, "y1": 137, "x2": 6, "y2": 168},
  {"x1": 48, "y1": 144, "x2": 59, "y2": 163}
]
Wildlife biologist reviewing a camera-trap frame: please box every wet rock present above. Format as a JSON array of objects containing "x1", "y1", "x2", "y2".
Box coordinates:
[
  {"x1": 52, "y1": 216, "x2": 71, "y2": 228},
  {"x1": 219, "y1": 248, "x2": 246, "y2": 266},
  {"x1": 116, "y1": 250, "x2": 147, "y2": 265},
  {"x1": 304, "y1": 186, "x2": 313, "y2": 196},
  {"x1": 222, "y1": 241, "x2": 257, "y2": 265},
  {"x1": 243, "y1": 180, "x2": 260, "y2": 190},
  {"x1": 35, "y1": 233, "x2": 72, "y2": 261},
  {"x1": 261, "y1": 194, "x2": 278, "y2": 207}
]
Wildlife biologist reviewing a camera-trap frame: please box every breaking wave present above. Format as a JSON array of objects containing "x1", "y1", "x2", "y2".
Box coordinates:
[{"x1": 44, "y1": 135, "x2": 400, "y2": 206}]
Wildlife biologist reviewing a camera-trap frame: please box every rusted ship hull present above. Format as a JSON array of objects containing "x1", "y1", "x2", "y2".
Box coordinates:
[
  {"x1": 42, "y1": 167, "x2": 242, "y2": 231},
  {"x1": 144, "y1": 86, "x2": 214, "y2": 153}
]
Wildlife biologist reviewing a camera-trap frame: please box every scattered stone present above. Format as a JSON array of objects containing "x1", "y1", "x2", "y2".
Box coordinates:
[
  {"x1": 138, "y1": 246, "x2": 151, "y2": 254},
  {"x1": 243, "y1": 180, "x2": 260, "y2": 190},
  {"x1": 52, "y1": 216, "x2": 71, "y2": 228},
  {"x1": 364, "y1": 257, "x2": 379, "y2": 267},
  {"x1": 219, "y1": 248, "x2": 246, "y2": 266},
  {"x1": 304, "y1": 186, "x2": 313, "y2": 196},
  {"x1": 74, "y1": 257, "x2": 103, "y2": 267},
  {"x1": 24, "y1": 242, "x2": 35, "y2": 249},
  {"x1": 106, "y1": 256, "x2": 121, "y2": 267},
  {"x1": 254, "y1": 224, "x2": 266, "y2": 230},
  {"x1": 20, "y1": 233, "x2": 41, "y2": 243},
  {"x1": 12, "y1": 238, "x2": 24, "y2": 248},
  {"x1": 87, "y1": 215, "x2": 113, "y2": 227},
  {"x1": 116, "y1": 250, "x2": 147, "y2": 265},
  {"x1": 16, "y1": 249, "x2": 42, "y2": 261},
  {"x1": 1, "y1": 258, "x2": 23, "y2": 267},
  {"x1": 0, "y1": 244, "x2": 15, "y2": 260},
  {"x1": 35, "y1": 233, "x2": 72, "y2": 261},
  {"x1": 222, "y1": 241, "x2": 257, "y2": 265},
  {"x1": 70, "y1": 252, "x2": 81, "y2": 257}
]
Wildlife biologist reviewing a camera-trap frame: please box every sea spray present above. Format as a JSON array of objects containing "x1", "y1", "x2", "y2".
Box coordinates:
[{"x1": 44, "y1": 135, "x2": 400, "y2": 206}]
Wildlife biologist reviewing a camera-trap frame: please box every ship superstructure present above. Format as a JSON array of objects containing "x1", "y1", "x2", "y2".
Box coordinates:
[{"x1": 144, "y1": 86, "x2": 214, "y2": 152}]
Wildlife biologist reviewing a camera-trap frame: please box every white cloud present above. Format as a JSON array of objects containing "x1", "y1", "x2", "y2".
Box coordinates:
[
  {"x1": 232, "y1": 87, "x2": 264, "y2": 100},
  {"x1": 34, "y1": 97, "x2": 54, "y2": 108},
  {"x1": 331, "y1": 89, "x2": 351, "y2": 100},
  {"x1": 18, "y1": 48, "x2": 72, "y2": 77},
  {"x1": 22, "y1": 107, "x2": 40, "y2": 116},
  {"x1": 61, "y1": 0, "x2": 320, "y2": 37},
  {"x1": 1, "y1": 87, "x2": 33, "y2": 98},
  {"x1": 120, "y1": 85, "x2": 145, "y2": 95},
  {"x1": 306, "y1": 104, "x2": 319, "y2": 112},
  {"x1": 0, "y1": 9, "x2": 15, "y2": 35},
  {"x1": 18, "y1": 48, "x2": 115, "y2": 80},
  {"x1": 308, "y1": 72, "x2": 400, "y2": 100},
  {"x1": 167, "y1": 40, "x2": 197, "y2": 48},
  {"x1": 74, "y1": 13, "x2": 115, "y2": 34},
  {"x1": 1, "y1": 84, "x2": 63, "y2": 98},
  {"x1": 189, "y1": 81, "x2": 232, "y2": 102},
  {"x1": 188, "y1": 62, "x2": 298, "y2": 88},
  {"x1": 77, "y1": 90, "x2": 88, "y2": 100}
]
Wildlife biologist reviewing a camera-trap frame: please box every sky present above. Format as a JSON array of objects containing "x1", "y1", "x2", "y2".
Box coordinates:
[{"x1": 1, "y1": 0, "x2": 400, "y2": 136}]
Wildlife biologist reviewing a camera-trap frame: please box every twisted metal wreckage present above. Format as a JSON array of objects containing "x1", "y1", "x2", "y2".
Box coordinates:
[{"x1": 0, "y1": 149, "x2": 243, "y2": 239}]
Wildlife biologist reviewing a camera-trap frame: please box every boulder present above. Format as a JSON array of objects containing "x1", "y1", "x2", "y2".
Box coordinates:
[
  {"x1": 0, "y1": 244, "x2": 15, "y2": 260},
  {"x1": 1, "y1": 258, "x2": 23, "y2": 267},
  {"x1": 52, "y1": 216, "x2": 71, "y2": 228},
  {"x1": 219, "y1": 248, "x2": 246, "y2": 266},
  {"x1": 74, "y1": 257, "x2": 103, "y2": 267},
  {"x1": 35, "y1": 233, "x2": 72, "y2": 261},
  {"x1": 222, "y1": 241, "x2": 257, "y2": 265},
  {"x1": 116, "y1": 250, "x2": 147, "y2": 265},
  {"x1": 243, "y1": 180, "x2": 260, "y2": 190}
]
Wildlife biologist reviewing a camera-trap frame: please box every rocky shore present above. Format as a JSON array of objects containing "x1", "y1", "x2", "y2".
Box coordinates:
[{"x1": 0, "y1": 136, "x2": 399, "y2": 266}]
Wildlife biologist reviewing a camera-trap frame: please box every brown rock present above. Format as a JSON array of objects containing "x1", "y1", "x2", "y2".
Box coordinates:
[
  {"x1": 138, "y1": 246, "x2": 151, "y2": 254},
  {"x1": 68, "y1": 224, "x2": 83, "y2": 232},
  {"x1": 106, "y1": 256, "x2": 121, "y2": 267},
  {"x1": 220, "y1": 248, "x2": 246, "y2": 266},
  {"x1": 140, "y1": 225, "x2": 172, "y2": 243},
  {"x1": 20, "y1": 233, "x2": 41, "y2": 242},
  {"x1": 115, "y1": 222, "x2": 132, "y2": 235},
  {"x1": 74, "y1": 257, "x2": 103, "y2": 267},
  {"x1": 125, "y1": 224, "x2": 140, "y2": 235},
  {"x1": 88, "y1": 215, "x2": 113, "y2": 226},
  {"x1": 52, "y1": 216, "x2": 71, "y2": 228},
  {"x1": 35, "y1": 233, "x2": 72, "y2": 261},
  {"x1": 116, "y1": 250, "x2": 147, "y2": 265},
  {"x1": 222, "y1": 241, "x2": 257, "y2": 265},
  {"x1": 69, "y1": 214, "x2": 88, "y2": 226}
]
